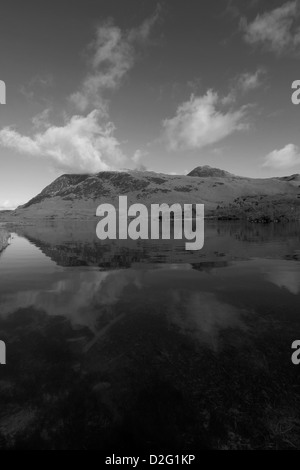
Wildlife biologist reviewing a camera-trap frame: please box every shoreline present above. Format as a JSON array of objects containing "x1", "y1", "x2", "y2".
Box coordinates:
[{"x1": 0, "y1": 228, "x2": 10, "y2": 252}]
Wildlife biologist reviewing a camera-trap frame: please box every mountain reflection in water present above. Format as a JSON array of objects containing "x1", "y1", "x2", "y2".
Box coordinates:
[{"x1": 0, "y1": 221, "x2": 300, "y2": 450}]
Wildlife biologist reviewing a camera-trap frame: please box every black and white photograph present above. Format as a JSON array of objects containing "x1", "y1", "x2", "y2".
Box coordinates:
[{"x1": 0, "y1": 0, "x2": 300, "y2": 453}]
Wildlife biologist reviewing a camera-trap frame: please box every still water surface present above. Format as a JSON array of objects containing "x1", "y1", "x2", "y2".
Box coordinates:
[{"x1": 0, "y1": 221, "x2": 299, "y2": 449}]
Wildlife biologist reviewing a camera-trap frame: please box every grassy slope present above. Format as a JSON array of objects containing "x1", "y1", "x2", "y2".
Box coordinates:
[{"x1": 6, "y1": 170, "x2": 300, "y2": 220}]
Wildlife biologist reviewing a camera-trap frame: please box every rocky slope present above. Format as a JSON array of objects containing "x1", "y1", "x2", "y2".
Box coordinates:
[
  {"x1": 187, "y1": 165, "x2": 234, "y2": 178},
  {"x1": 0, "y1": 228, "x2": 10, "y2": 252},
  {"x1": 6, "y1": 166, "x2": 300, "y2": 220}
]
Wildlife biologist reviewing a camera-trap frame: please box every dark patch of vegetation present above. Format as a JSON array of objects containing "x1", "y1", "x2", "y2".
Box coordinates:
[
  {"x1": 173, "y1": 186, "x2": 193, "y2": 192},
  {"x1": 23, "y1": 175, "x2": 90, "y2": 208},
  {"x1": 147, "y1": 177, "x2": 167, "y2": 185},
  {"x1": 188, "y1": 166, "x2": 232, "y2": 178},
  {"x1": 214, "y1": 195, "x2": 300, "y2": 222},
  {"x1": 96, "y1": 172, "x2": 150, "y2": 193}
]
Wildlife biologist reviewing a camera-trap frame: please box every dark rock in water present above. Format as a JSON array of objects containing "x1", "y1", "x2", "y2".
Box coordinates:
[{"x1": 0, "y1": 229, "x2": 10, "y2": 252}]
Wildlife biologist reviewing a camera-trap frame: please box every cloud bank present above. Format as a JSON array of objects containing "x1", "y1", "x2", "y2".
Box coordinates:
[{"x1": 163, "y1": 90, "x2": 248, "y2": 151}]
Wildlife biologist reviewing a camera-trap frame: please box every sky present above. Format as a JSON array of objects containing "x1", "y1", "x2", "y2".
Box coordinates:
[{"x1": 1, "y1": 0, "x2": 300, "y2": 209}]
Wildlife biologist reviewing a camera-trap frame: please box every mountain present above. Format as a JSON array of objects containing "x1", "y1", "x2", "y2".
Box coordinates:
[
  {"x1": 277, "y1": 174, "x2": 300, "y2": 184},
  {"x1": 5, "y1": 166, "x2": 300, "y2": 221},
  {"x1": 187, "y1": 165, "x2": 234, "y2": 178}
]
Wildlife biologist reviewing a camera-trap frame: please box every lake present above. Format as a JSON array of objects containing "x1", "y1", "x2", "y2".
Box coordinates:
[{"x1": 0, "y1": 220, "x2": 300, "y2": 449}]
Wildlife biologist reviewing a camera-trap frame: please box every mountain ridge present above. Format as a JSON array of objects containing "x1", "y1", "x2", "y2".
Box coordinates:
[{"x1": 4, "y1": 165, "x2": 300, "y2": 221}]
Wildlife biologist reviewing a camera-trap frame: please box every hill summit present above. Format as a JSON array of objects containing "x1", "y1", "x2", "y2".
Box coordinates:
[{"x1": 187, "y1": 165, "x2": 234, "y2": 178}]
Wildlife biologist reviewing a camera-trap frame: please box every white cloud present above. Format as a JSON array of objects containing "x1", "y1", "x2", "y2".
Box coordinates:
[
  {"x1": 241, "y1": 1, "x2": 300, "y2": 55},
  {"x1": 221, "y1": 68, "x2": 265, "y2": 106},
  {"x1": 70, "y1": 7, "x2": 161, "y2": 111},
  {"x1": 128, "y1": 4, "x2": 161, "y2": 43},
  {"x1": 0, "y1": 10, "x2": 161, "y2": 174},
  {"x1": 70, "y1": 22, "x2": 133, "y2": 111},
  {"x1": 163, "y1": 90, "x2": 248, "y2": 151},
  {"x1": 263, "y1": 143, "x2": 300, "y2": 169},
  {"x1": 132, "y1": 148, "x2": 148, "y2": 164},
  {"x1": 32, "y1": 108, "x2": 51, "y2": 130},
  {"x1": 237, "y1": 68, "x2": 265, "y2": 92},
  {"x1": 0, "y1": 200, "x2": 18, "y2": 210},
  {"x1": 0, "y1": 110, "x2": 125, "y2": 173}
]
